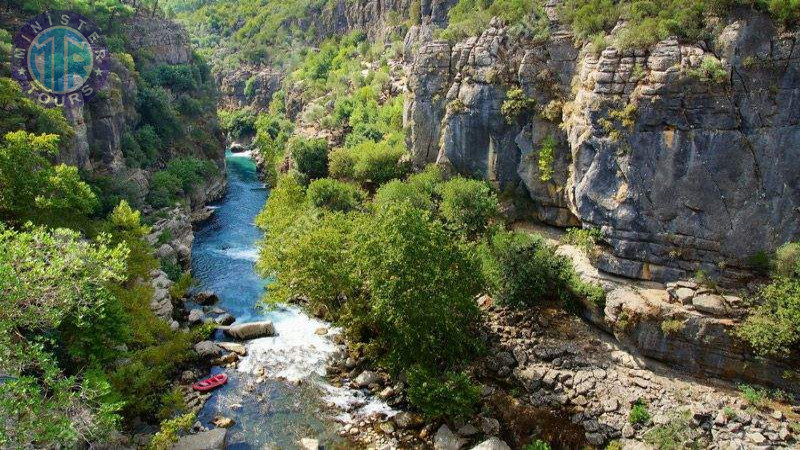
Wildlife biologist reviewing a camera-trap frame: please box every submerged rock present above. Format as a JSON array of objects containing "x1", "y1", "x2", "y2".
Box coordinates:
[
  {"x1": 173, "y1": 428, "x2": 226, "y2": 450},
  {"x1": 223, "y1": 321, "x2": 275, "y2": 340}
]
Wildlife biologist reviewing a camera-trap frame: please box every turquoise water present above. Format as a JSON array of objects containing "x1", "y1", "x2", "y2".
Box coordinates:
[{"x1": 191, "y1": 153, "x2": 346, "y2": 449}]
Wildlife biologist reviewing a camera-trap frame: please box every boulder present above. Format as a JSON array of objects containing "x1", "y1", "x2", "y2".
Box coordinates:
[
  {"x1": 470, "y1": 438, "x2": 511, "y2": 450},
  {"x1": 692, "y1": 294, "x2": 729, "y2": 316},
  {"x1": 194, "y1": 291, "x2": 219, "y2": 306},
  {"x1": 216, "y1": 313, "x2": 235, "y2": 326},
  {"x1": 173, "y1": 428, "x2": 226, "y2": 450},
  {"x1": 217, "y1": 342, "x2": 247, "y2": 356},
  {"x1": 223, "y1": 321, "x2": 275, "y2": 340},
  {"x1": 188, "y1": 309, "x2": 205, "y2": 325},
  {"x1": 299, "y1": 438, "x2": 319, "y2": 450},
  {"x1": 393, "y1": 412, "x2": 424, "y2": 429},
  {"x1": 354, "y1": 370, "x2": 380, "y2": 388},
  {"x1": 211, "y1": 416, "x2": 235, "y2": 428},
  {"x1": 434, "y1": 424, "x2": 467, "y2": 450},
  {"x1": 194, "y1": 341, "x2": 224, "y2": 360}
]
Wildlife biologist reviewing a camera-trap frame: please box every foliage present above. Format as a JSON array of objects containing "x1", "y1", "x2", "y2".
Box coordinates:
[
  {"x1": 629, "y1": 399, "x2": 651, "y2": 425},
  {"x1": 436, "y1": 177, "x2": 499, "y2": 238},
  {"x1": 738, "y1": 384, "x2": 771, "y2": 409},
  {"x1": 480, "y1": 231, "x2": 577, "y2": 307},
  {"x1": 330, "y1": 140, "x2": 409, "y2": 186},
  {"x1": 144, "y1": 63, "x2": 202, "y2": 92},
  {"x1": 442, "y1": 0, "x2": 550, "y2": 41},
  {"x1": 306, "y1": 178, "x2": 364, "y2": 212},
  {"x1": 660, "y1": 319, "x2": 685, "y2": 335},
  {"x1": 170, "y1": 272, "x2": 195, "y2": 299},
  {"x1": 536, "y1": 135, "x2": 557, "y2": 182},
  {"x1": 148, "y1": 412, "x2": 196, "y2": 450},
  {"x1": 0, "y1": 131, "x2": 97, "y2": 225},
  {"x1": 687, "y1": 56, "x2": 729, "y2": 84},
  {"x1": 0, "y1": 78, "x2": 73, "y2": 139},
  {"x1": 137, "y1": 84, "x2": 182, "y2": 142},
  {"x1": 643, "y1": 410, "x2": 702, "y2": 450},
  {"x1": 219, "y1": 109, "x2": 257, "y2": 140},
  {"x1": 406, "y1": 367, "x2": 481, "y2": 420},
  {"x1": 523, "y1": 440, "x2": 553, "y2": 450},
  {"x1": 253, "y1": 112, "x2": 294, "y2": 185},
  {"x1": 148, "y1": 157, "x2": 218, "y2": 208},
  {"x1": 563, "y1": 227, "x2": 603, "y2": 254},
  {"x1": 353, "y1": 204, "x2": 483, "y2": 370},
  {"x1": 502, "y1": 88, "x2": 536, "y2": 123},
  {"x1": 774, "y1": 242, "x2": 800, "y2": 278},
  {"x1": 0, "y1": 226, "x2": 127, "y2": 447},
  {"x1": 290, "y1": 137, "x2": 329, "y2": 181}
]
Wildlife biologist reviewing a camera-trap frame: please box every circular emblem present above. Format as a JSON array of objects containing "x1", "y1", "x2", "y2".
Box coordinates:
[{"x1": 10, "y1": 11, "x2": 109, "y2": 109}]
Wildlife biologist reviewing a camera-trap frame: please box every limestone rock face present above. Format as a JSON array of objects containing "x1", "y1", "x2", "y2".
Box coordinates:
[{"x1": 405, "y1": 11, "x2": 800, "y2": 283}]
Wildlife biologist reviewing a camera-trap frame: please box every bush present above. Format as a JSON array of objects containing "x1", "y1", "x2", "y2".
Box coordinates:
[
  {"x1": 774, "y1": 242, "x2": 800, "y2": 278},
  {"x1": 736, "y1": 276, "x2": 800, "y2": 357},
  {"x1": 290, "y1": 137, "x2": 329, "y2": 180},
  {"x1": 563, "y1": 227, "x2": 602, "y2": 254},
  {"x1": 643, "y1": 410, "x2": 702, "y2": 450},
  {"x1": 306, "y1": 178, "x2": 364, "y2": 212},
  {"x1": 137, "y1": 84, "x2": 181, "y2": 141},
  {"x1": 537, "y1": 135, "x2": 556, "y2": 182},
  {"x1": 629, "y1": 399, "x2": 651, "y2": 425},
  {"x1": 148, "y1": 171, "x2": 183, "y2": 208},
  {"x1": 687, "y1": 56, "x2": 728, "y2": 84},
  {"x1": 738, "y1": 384, "x2": 771, "y2": 409},
  {"x1": 442, "y1": 0, "x2": 549, "y2": 41},
  {"x1": 328, "y1": 148, "x2": 356, "y2": 180},
  {"x1": 219, "y1": 109, "x2": 257, "y2": 140},
  {"x1": 481, "y1": 231, "x2": 575, "y2": 307},
  {"x1": 436, "y1": 177, "x2": 499, "y2": 238},
  {"x1": 523, "y1": 441, "x2": 552, "y2": 450},
  {"x1": 374, "y1": 179, "x2": 433, "y2": 211},
  {"x1": 406, "y1": 367, "x2": 481, "y2": 420},
  {"x1": 332, "y1": 140, "x2": 409, "y2": 186},
  {"x1": 354, "y1": 204, "x2": 483, "y2": 370},
  {"x1": 501, "y1": 88, "x2": 536, "y2": 123}
]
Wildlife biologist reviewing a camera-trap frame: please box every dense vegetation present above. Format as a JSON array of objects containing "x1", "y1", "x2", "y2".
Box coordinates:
[{"x1": 0, "y1": 2, "x2": 219, "y2": 447}]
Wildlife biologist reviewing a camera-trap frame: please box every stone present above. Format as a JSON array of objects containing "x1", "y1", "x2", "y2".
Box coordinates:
[
  {"x1": 173, "y1": 428, "x2": 226, "y2": 450},
  {"x1": 771, "y1": 410, "x2": 783, "y2": 420},
  {"x1": 622, "y1": 424, "x2": 635, "y2": 438},
  {"x1": 299, "y1": 438, "x2": 319, "y2": 450},
  {"x1": 673, "y1": 287, "x2": 695, "y2": 304},
  {"x1": 457, "y1": 424, "x2": 479, "y2": 437},
  {"x1": 692, "y1": 294, "x2": 730, "y2": 316},
  {"x1": 393, "y1": 412, "x2": 424, "y2": 429},
  {"x1": 314, "y1": 327, "x2": 329, "y2": 335},
  {"x1": 746, "y1": 432, "x2": 766, "y2": 444},
  {"x1": 379, "y1": 421, "x2": 395, "y2": 434},
  {"x1": 211, "y1": 416, "x2": 235, "y2": 428},
  {"x1": 434, "y1": 425, "x2": 467, "y2": 450},
  {"x1": 216, "y1": 313, "x2": 235, "y2": 326},
  {"x1": 188, "y1": 309, "x2": 205, "y2": 324},
  {"x1": 480, "y1": 416, "x2": 500, "y2": 436},
  {"x1": 194, "y1": 291, "x2": 219, "y2": 306},
  {"x1": 216, "y1": 342, "x2": 247, "y2": 356},
  {"x1": 194, "y1": 341, "x2": 223, "y2": 359},
  {"x1": 354, "y1": 370, "x2": 380, "y2": 388},
  {"x1": 223, "y1": 321, "x2": 275, "y2": 340},
  {"x1": 470, "y1": 437, "x2": 511, "y2": 450}
]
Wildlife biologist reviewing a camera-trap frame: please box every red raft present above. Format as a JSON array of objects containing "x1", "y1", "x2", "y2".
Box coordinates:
[{"x1": 192, "y1": 373, "x2": 228, "y2": 392}]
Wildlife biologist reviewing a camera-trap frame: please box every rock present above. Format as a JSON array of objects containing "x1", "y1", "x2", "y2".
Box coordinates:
[
  {"x1": 223, "y1": 321, "x2": 275, "y2": 340},
  {"x1": 211, "y1": 352, "x2": 239, "y2": 365},
  {"x1": 354, "y1": 370, "x2": 380, "y2": 388},
  {"x1": 673, "y1": 287, "x2": 695, "y2": 304},
  {"x1": 692, "y1": 294, "x2": 730, "y2": 316},
  {"x1": 771, "y1": 410, "x2": 783, "y2": 420},
  {"x1": 746, "y1": 432, "x2": 766, "y2": 444},
  {"x1": 194, "y1": 291, "x2": 219, "y2": 306},
  {"x1": 434, "y1": 425, "x2": 467, "y2": 450},
  {"x1": 585, "y1": 433, "x2": 605, "y2": 446},
  {"x1": 173, "y1": 428, "x2": 226, "y2": 450},
  {"x1": 393, "y1": 412, "x2": 424, "y2": 429},
  {"x1": 470, "y1": 437, "x2": 511, "y2": 450},
  {"x1": 180, "y1": 370, "x2": 196, "y2": 383},
  {"x1": 188, "y1": 309, "x2": 205, "y2": 324},
  {"x1": 622, "y1": 424, "x2": 635, "y2": 438},
  {"x1": 314, "y1": 327, "x2": 329, "y2": 335},
  {"x1": 458, "y1": 424, "x2": 479, "y2": 437},
  {"x1": 480, "y1": 416, "x2": 500, "y2": 436},
  {"x1": 299, "y1": 438, "x2": 319, "y2": 450},
  {"x1": 211, "y1": 416, "x2": 235, "y2": 428},
  {"x1": 378, "y1": 387, "x2": 395, "y2": 399},
  {"x1": 217, "y1": 342, "x2": 247, "y2": 356},
  {"x1": 194, "y1": 341, "x2": 223, "y2": 360},
  {"x1": 379, "y1": 421, "x2": 395, "y2": 434},
  {"x1": 215, "y1": 313, "x2": 235, "y2": 326}
]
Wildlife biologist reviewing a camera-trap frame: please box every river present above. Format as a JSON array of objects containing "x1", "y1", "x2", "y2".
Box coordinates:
[{"x1": 190, "y1": 152, "x2": 389, "y2": 448}]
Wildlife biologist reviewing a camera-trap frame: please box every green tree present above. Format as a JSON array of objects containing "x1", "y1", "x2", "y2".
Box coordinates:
[
  {"x1": 290, "y1": 137, "x2": 329, "y2": 180},
  {"x1": 436, "y1": 177, "x2": 499, "y2": 238}
]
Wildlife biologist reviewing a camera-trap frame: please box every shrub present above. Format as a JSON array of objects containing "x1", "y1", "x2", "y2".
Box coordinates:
[
  {"x1": 169, "y1": 272, "x2": 194, "y2": 300},
  {"x1": 523, "y1": 441, "x2": 552, "y2": 450},
  {"x1": 306, "y1": 178, "x2": 364, "y2": 212},
  {"x1": 436, "y1": 177, "x2": 499, "y2": 238},
  {"x1": 406, "y1": 367, "x2": 481, "y2": 420},
  {"x1": 738, "y1": 384, "x2": 771, "y2": 409},
  {"x1": 629, "y1": 399, "x2": 651, "y2": 425},
  {"x1": 537, "y1": 135, "x2": 557, "y2": 182},
  {"x1": 137, "y1": 84, "x2": 181, "y2": 141},
  {"x1": 481, "y1": 231, "x2": 575, "y2": 307},
  {"x1": 442, "y1": 0, "x2": 548, "y2": 41},
  {"x1": 736, "y1": 276, "x2": 800, "y2": 357},
  {"x1": 354, "y1": 204, "x2": 483, "y2": 370},
  {"x1": 661, "y1": 319, "x2": 684, "y2": 335},
  {"x1": 774, "y1": 242, "x2": 800, "y2": 278},
  {"x1": 148, "y1": 171, "x2": 183, "y2": 208},
  {"x1": 328, "y1": 148, "x2": 356, "y2": 180},
  {"x1": 502, "y1": 88, "x2": 536, "y2": 123},
  {"x1": 374, "y1": 179, "x2": 433, "y2": 211},
  {"x1": 643, "y1": 410, "x2": 702, "y2": 450},
  {"x1": 219, "y1": 109, "x2": 257, "y2": 140},
  {"x1": 290, "y1": 137, "x2": 329, "y2": 180},
  {"x1": 687, "y1": 56, "x2": 728, "y2": 84},
  {"x1": 563, "y1": 227, "x2": 602, "y2": 254}
]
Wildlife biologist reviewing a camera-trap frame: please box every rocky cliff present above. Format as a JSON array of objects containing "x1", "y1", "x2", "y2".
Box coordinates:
[
  {"x1": 64, "y1": 14, "x2": 226, "y2": 210},
  {"x1": 405, "y1": 6, "x2": 800, "y2": 285}
]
